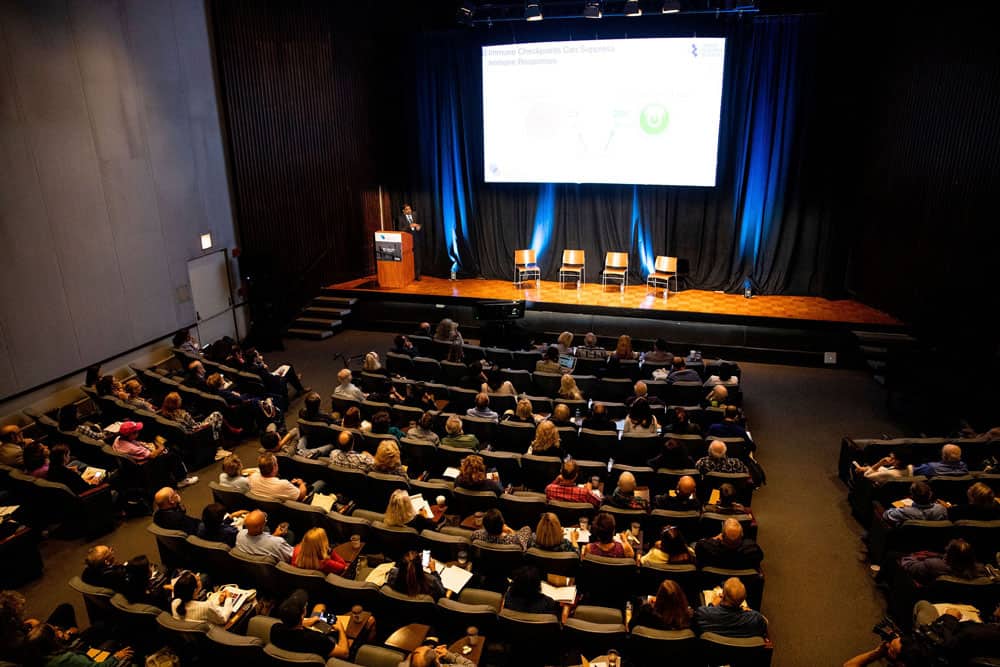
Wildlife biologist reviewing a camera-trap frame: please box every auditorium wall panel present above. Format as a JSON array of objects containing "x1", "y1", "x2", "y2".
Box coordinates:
[{"x1": 0, "y1": 0, "x2": 237, "y2": 400}]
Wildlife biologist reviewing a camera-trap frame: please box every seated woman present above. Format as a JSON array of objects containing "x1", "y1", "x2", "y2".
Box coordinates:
[
  {"x1": 45, "y1": 445, "x2": 99, "y2": 495},
  {"x1": 56, "y1": 403, "x2": 104, "y2": 442},
  {"x1": 372, "y1": 440, "x2": 408, "y2": 478},
  {"x1": 900, "y1": 538, "x2": 986, "y2": 586},
  {"x1": 170, "y1": 571, "x2": 234, "y2": 626},
  {"x1": 640, "y1": 525, "x2": 695, "y2": 566},
  {"x1": 384, "y1": 488, "x2": 437, "y2": 532},
  {"x1": 558, "y1": 374, "x2": 583, "y2": 401},
  {"x1": 628, "y1": 580, "x2": 693, "y2": 631},
  {"x1": 292, "y1": 527, "x2": 347, "y2": 575},
  {"x1": 455, "y1": 454, "x2": 502, "y2": 494},
  {"x1": 120, "y1": 554, "x2": 167, "y2": 607},
  {"x1": 585, "y1": 512, "x2": 634, "y2": 559},
  {"x1": 505, "y1": 398, "x2": 540, "y2": 425},
  {"x1": 554, "y1": 331, "x2": 574, "y2": 356},
  {"x1": 298, "y1": 392, "x2": 336, "y2": 425},
  {"x1": 664, "y1": 407, "x2": 701, "y2": 436},
  {"x1": 341, "y1": 406, "x2": 371, "y2": 433},
  {"x1": 370, "y1": 411, "x2": 406, "y2": 441},
  {"x1": 610, "y1": 335, "x2": 639, "y2": 361},
  {"x1": 406, "y1": 411, "x2": 440, "y2": 446},
  {"x1": 947, "y1": 482, "x2": 1000, "y2": 522},
  {"x1": 218, "y1": 454, "x2": 250, "y2": 493},
  {"x1": 363, "y1": 351, "x2": 388, "y2": 376},
  {"x1": 503, "y1": 565, "x2": 560, "y2": 616},
  {"x1": 95, "y1": 374, "x2": 127, "y2": 400},
  {"x1": 197, "y1": 503, "x2": 244, "y2": 547},
  {"x1": 385, "y1": 550, "x2": 446, "y2": 600},
  {"x1": 535, "y1": 346, "x2": 564, "y2": 375},
  {"x1": 532, "y1": 512, "x2": 579, "y2": 553},
  {"x1": 647, "y1": 437, "x2": 695, "y2": 471},
  {"x1": 401, "y1": 383, "x2": 436, "y2": 411},
  {"x1": 623, "y1": 398, "x2": 659, "y2": 435},
  {"x1": 158, "y1": 391, "x2": 224, "y2": 443},
  {"x1": 22, "y1": 442, "x2": 49, "y2": 478},
  {"x1": 528, "y1": 421, "x2": 561, "y2": 455},
  {"x1": 434, "y1": 318, "x2": 463, "y2": 346}
]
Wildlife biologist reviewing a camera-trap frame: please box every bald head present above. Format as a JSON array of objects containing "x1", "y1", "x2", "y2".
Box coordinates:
[
  {"x1": 410, "y1": 646, "x2": 438, "y2": 667},
  {"x1": 617, "y1": 471, "x2": 636, "y2": 492},
  {"x1": 721, "y1": 577, "x2": 747, "y2": 608},
  {"x1": 0, "y1": 424, "x2": 20, "y2": 442},
  {"x1": 708, "y1": 440, "x2": 728, "y2": 459},
  {"x1": 942, "y1": 444, "x2": 962, "y2": 463},
  {"x1": 721, "y1": 518, "x2": 744, "y2": 544},
  {"x1": 243, "y1": 510, "x2": 267, "y2": 536},
  {"x1": 154, "y1": 487, "x2": 179, "y2": 510},
  {"x1": 337, "y1": 430, "x2": 354, "y2": 451},
  {"x1": 677, "y1": 475, "x2": 697, "y2": 496},
  {"x1": 85, "y1": 545, "x2": 113, "y2": 568},
  {"x1": 633, "y1": 381, "x2": 648, "y2": 397}
]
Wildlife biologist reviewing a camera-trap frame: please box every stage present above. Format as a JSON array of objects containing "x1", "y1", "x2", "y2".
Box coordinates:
[{"x1": 324, "y1": 275, "x2": 905, "y2": 366}]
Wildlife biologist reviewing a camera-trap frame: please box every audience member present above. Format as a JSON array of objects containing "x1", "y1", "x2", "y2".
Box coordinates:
[
  {"x1": 22, "y1": 441, "x2": 49, "y2": 477},
  {"x1": 900, "y1": 538, "x2": 985, "y2": 586},
  {"x1": 585, "y1": 512, "x2": 634, "y2": 558},
  {"x1": 629, "y1": 579, "x2": 693, "y2": 631},
  {"x1": 575, "y1": 332, "x2": 607, "y2": 359},
  {"x1": 548, "y1": 403, "x2": 575, "y2": 428},
  {"x1": 641, "y1": 338, "x2": 674, "y2": 364},
  {"x1": 218, "y1": 453, "x2": 250, "y2": 492},
  {"x1": 948, "y1": 482, "x2": 1000, "y2": 522},
  {"x1": 292, "y1": 527, "x2": 347, "y2": 575},
  {"x1": 0, "y1": 424, "x2": 29, "y2": 466},
  {"x1": 56, "y1": 403, "x2": 104, "y2": 442},
  {"x1": 341, "y1": 406, "x2": 370, "y2": 432},
  {"x1": 529, "y1": 420, "x2": 561, "y2": 455},
  {"x1": 249, "y1": 453, "x2": 319, "y2": 502},
  {"x1": 186, "y1": 360, "x2": 208, "y2": 388},
  {"x1": 246, "y1": 347, "x2": 309, "y2": 398},
  {"x1": 535, "y1": 346, "x2": 565, "y2": 374},
  {"x1": 171, "y1": 570, "x2": 233, "y2": 626},
  {"x1": 270, "y1": 589, "x2": 349, "y2": 658},
  {"x1": 532, "y1": 512, "x2": 579, "y2": 552},
  {"x1": 581, "y1": 402, "x2": 616, "y2": 432},
  {"x1": 706, "y1": 406, "x2": 754, "y2": 451},
  {"x1": 623, "y1": 398, "x2": 659, "y2": 434},
  {"x1": 911, "y1": 444, "x2": 969, "y2": 477},
  {"x1": 626, "y1": 381, "x2": 663, "y2": 409},
  {"x1": 334, "y1": 369, "x2": 367, "y2": 402},
  {"x1": 506, "y1": 399, "x2": 540, "y2": 425},
  {"x1": 666, "y1": 357, "x2": 702, "y2": 384},
  {"x1": 120, "y1": 554, "x2": 165, "y2": 607},
  {"x1": 386, "y1": 550, "x2": 446, "y2": 600},
  {"x1": 45, "y1": 444, "x2": 97, "y2": 494},
  {"x1": 299, "y1": 392, "x2": 335, "y2": 425},
  {"x1": 409, "y1": 644, "x2": 475, "y2": 667},
  {"x1": 704, "y1": 384, "x2": 729, "y2": 408},
  {"x1": 665, "y1": 406, "x2": 701, "y2": 435},
  {"x1": 153, "y1": 487, "x2": 200, "y2": 534},
  {"x1": 607, "y1": 471, "x2": 649, "y2": 510},
  {"x1": 466, "y1": 393, "x2": 499, "y2": 422},
  {"x1": 392, "y1": 334, "x2": 418, "y2": 357},
  {"x1": 441, "y1": 415, "x2": 479, "y2": 450},
  {"x1": 434, "y1": 318, "x2": 463, "y2": 345},
  {"x1": 384, "y1": 488, "x2": 436, "y2": 532},
  {"x1": 95, "y1": 374, "x2": 127, "y2": 400},
  {"x1": 470, "y1": 508, "x2": 532, "y2": 550},
  {"x1": 260, "y1": 429, "x2": 296, "y2": 457},
  {"x1": 610, "y1": 335, "x2": 638, "y2": 360},
  {"x1": 455, "y1": 454, "x2": 503, "y2": 494},
  {"x1": 406, "y1": 411, "x2": 441, "y2": 445},
  {"x1": 113, "y1": 420, "x2": 197, "y2": 488},
  {"x1": 703, "y1": 483, "x2": 750, "y2": 515},
  {"x1": 372, "y1": 440, "x2": 407, "y2": 477},
  {"x1": 695, "y1": 518, "x2": 764, "y2": 570},
  {"x1": 648, "y1": 438, "x2": 695, "y2": 471},
  {"x1": 81, "y1": 545, "x2": 128, "y2": 590},
  {"x1": 173, "y1": 328, "x2": 201, "y2": 356},
  {"x1": 693, "y1": 577, "x2": 767, "y2": 638},
  {"x1": 197, "y1": 503, "x2": 243, "y2": 547},
  {"x1": 653, "y1": 475, "x2": 701, "y2": 511},
  {"x1": 122, "y1": 379, "x2": 155, "y2": 411},
  {"x1": 641, "y1": 526, "x2": 695, "y2": 566},
  {"x1": 235, "y1": 509, "x2": 293, "y2": 562},
  {"x1": 558, "y1": 374, "x2": 583, "y2": 400},
  {"x1": 330, "y1": 431, "x2": 374, "y2": 472},
  {"x1": 545, "y1": 460, "x2": 601, "y2": 507},
  {"x1": 696, "y1": 441, "x2": 749, "y2": 475},
  {"x1": 503, "y1": 565, "x2": 560, "y2": 615},
  {"x1": 852, "y1": 450, "x2": 911, "y2": 486},
  {"x1": 554, "y1": 331, "x2": 574, "y2": 355},
  {"x1": 159, "y1": 391, "x2": 225, "y2": 445},
  {"x1": 370, "y1": 410, "x2": 406, "y2": 441},
  {"x1": 882, "y1": 481, "x2": 948, "y2": 526},
  {"x1": 22, "y1": 623, "x2": 133, "y2": 666}
]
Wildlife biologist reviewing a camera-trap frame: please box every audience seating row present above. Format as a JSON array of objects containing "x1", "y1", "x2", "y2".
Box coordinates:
[{"x1": 838, "y1": 436, "x2": 1000, "y2": 483}]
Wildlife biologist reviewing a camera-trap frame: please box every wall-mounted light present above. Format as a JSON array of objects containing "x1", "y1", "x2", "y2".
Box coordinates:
[
  {"x1": 200, "y1": 233, "x2": 213, "y2": 250},
  {"x1": 624, "y1": 0, "x2": 642, "y2": 16},
  {"x1": 525, "y1": 1, "x2": 543, "y2": 21}
]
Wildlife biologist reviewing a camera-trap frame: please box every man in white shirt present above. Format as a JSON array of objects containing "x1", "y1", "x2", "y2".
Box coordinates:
[
  {"x1": 852, "y1": 450, "x2": 911, "y2": 486},
  {"x1": 333, "y1": 368, "x2": 367, "y2": 402},
  {"x1": 248, "y1": 453, "x2": 326, "y2": 501},
  {"x1": 235, "y1": 509, "x2": 293, "y2": 562}
]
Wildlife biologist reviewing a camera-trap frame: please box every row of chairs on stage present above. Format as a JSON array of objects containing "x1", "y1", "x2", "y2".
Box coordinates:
[{"x1": 514, "y1": 249, "x2": 679, "y2": 295}]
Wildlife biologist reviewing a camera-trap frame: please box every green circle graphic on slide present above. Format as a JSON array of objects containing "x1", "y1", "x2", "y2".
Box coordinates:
[{"x1": 639, "y1": 104, "x2": 669, "y2": 135}]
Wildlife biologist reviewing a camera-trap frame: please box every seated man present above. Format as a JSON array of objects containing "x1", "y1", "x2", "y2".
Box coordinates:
[
  {"x1": 694, "y1": 577, "x2": 767, "y2": 638},
  {"x1": 535, "y1": 346, "x2": 566, "y2": 375},
  {"x1": 706, "y1": 406, "x2": 754, "y2": 451},
  {"x1": 0, "y1": 424, "x2": 30, "y2": 466},
  {"x1": 641, "y1": 338, "x2": 673, "y2": 364},
  {"x1": 703, "y1": 483, "x2": 750, "y2": 516},
  {"x1": 122, "y1": 379, "x2": 155, "y2": 411},
  {"x1": 607, "y1": 471, "x2": 649, "y2": 511},
  {"x1": 298, "y1": 392, "x2": 336, "y2": 425},
  {"x1": 243, "y1": 347, "x2": 309, "y2": 400},
  {"x1": 696, "y1": 441, "x2": 749, "y2": 476},
  {"x1": 152, "y1": 487, "x2": 200, "y2": 534},
  {"x1": 547, "y1": 403, "x2": 575, "y2": 429},
  {"x1": 626, "y1": 381, "x2": 665, "y2": 409},
  {"x1": 545, "y1": 459, "x2": 601, "y2": 507},
  {"x1": 882, "y1": 480, "x2": 948, "y2": 526},
  {"x1": 248, "y1": 453, "x2": 324, "y2": 502},
  {"x1": 466, "y1": 393, "x2": 499, "y2": 422},
  {"x1": 695, "y1": 518, "x2": 763, "y2": 570},
  {"x1": 172, "y1": 328, "x2": 201, "y2": 356},
  {"x1": 235, "y1": 509, "x2": 293, "y2": 562},
  {"x1": 269, "y1": 589, "x2": 349, "y2": 659},
  {"x1": 392, "y1": 334, "x2": 418, "y2": 357},
  {"x1": 653, "y1": 475, "x2": 701, "y2": 512},
  {"x1": 185, "y1": 360, "x2": 208, "y2": 389},
  {"x1": 329, "y1": 431, "x2": 374, "y2": 472},
  {"x1": 580, "y1": 402, "x2": 616, "y2": 432},
  {"x1": 441, "y1": 415, "x2": 479, "y2": 450},
  {"x1": 333, "y1": 368, "x2": 367, "y2": 402},
  {"x1": 666, "y1": 357, "x2": 702, "y2": 384},
  {"x1": 574, "y1": 332, "x2": 607, "y2": 360},
  {"x1": 911, "y1": 444, "x2": 969, "y2": 478},
  {"x1": 81, "y1": 545, "x2": 128, "y2": 590},
  {"x1": 409, "y1": 644, "x2": 476, "y2": 667},
  {"x1": 469, "y1": 508, "x2": 532, "y2": 550},
  {"x1": 852, "y1": 450, "x2": 911, "y2": 486}
]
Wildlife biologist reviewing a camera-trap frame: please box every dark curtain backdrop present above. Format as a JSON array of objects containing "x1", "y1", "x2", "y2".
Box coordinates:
[{"x1": 400, "y1": 15, "x2": 842, "y2": 295}]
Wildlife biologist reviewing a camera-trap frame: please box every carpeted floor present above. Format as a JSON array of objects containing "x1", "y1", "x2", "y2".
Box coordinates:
[{"x1": 15, "y1": 329, "x2": 904, "y2": 666}]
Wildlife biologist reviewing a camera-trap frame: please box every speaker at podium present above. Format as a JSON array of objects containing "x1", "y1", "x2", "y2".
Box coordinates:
[{"x1": 374, "y1": 231, "x2": 414, "y2": 288}]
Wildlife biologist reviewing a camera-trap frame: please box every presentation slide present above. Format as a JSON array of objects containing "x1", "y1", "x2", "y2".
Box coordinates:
[{"x1": 482, "y1": 37, "x2": 726, "y2": 187}]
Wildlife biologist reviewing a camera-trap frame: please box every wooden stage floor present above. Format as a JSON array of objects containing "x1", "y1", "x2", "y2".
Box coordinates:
[{"x1": 329, "y1": 276, "x2": 902, "y2": 327}]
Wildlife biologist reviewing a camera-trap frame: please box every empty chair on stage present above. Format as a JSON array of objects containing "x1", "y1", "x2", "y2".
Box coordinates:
[
  {"x1": 558, "y1": 249, "x2": 586, "y2": 288},
  {"x1": 601, "y1": 252, "x2": 629, "y2": 291},
  {"x1": 647, "y1": 256, "x2": 679, "y2": 298},
  {"x1": 514, "y1": 249, "x2": 541, "y2": 287}
]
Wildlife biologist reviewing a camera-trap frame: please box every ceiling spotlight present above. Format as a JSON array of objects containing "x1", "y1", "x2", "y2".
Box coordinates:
[
  {"x1": 624, "y1": 0, "x2": 642, "y2": 16},
  {"x1": 662, "y1": 0, "x2": 680, "y2": 13},
  {"x1": 525, "y1": 1, "x2": 543, "y2": 21},
  {"x1": 457, "y1": 1, "x2": 475, "y2": 26},
  {"x1": 584, "y1": 1, "x2": 602, "y2": 19}
]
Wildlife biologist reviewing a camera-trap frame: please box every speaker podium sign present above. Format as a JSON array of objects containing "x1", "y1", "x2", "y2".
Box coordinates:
[{"x1": 374, "y1": 231, "x2": 413, "y2": 288}]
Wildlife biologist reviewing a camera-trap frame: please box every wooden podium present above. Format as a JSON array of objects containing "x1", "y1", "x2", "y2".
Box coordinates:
[{"x1": 374, "y1": 231, "x2": 414, "y2": 288}]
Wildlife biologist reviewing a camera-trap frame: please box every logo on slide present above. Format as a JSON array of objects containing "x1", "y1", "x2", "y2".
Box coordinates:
[{"x1": 639, "y1": 104, "x2": 669, "y2": 135}]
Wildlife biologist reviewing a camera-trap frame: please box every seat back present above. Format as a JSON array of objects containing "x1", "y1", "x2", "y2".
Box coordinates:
[
  {"x1": 205, "y1": 626, "x2": 265, "y2": 662},
  {"x1": 547, "y1": 500, "x2": 597, "y2": 527},
  {"x1": 579, "y1": 554, "x2": 638, "y2": 607},
  {"x1": 156, "y1": 612, "x2": 210, "y2": 656},
  {"x1": 435, "y1": 597, "x2": 499, "y2": 639},
  {"x1": 209, "y1": 481, "x2": 251, "y2": 512},
  {"x1": 274, "y1": 561, "x2": 329, "y2": 604},
  {"x1": 700, "y1": 632, "x2": 772, "y2": 667},
  {"x1": 574, "y1": 429, "x2": 618, "y2": 461},
  {"x1": 532, "y1": 372, "x2": 562, "y2": 397},
  {"x1": 364, "y1": 472, "x2": 410, "y2": 510},
  {"x1": 452, "y1": 487, "x2": 499, "y2": 518},
  {"x1": 604, "y1": 252, "x2": 629, "y2": 271},
  {"x1": 354, "y1": 645, "x2": 406, "y2": 667},
  {"x1": 700, "y1": 567, "x2": 765, "y2": 611},
  {"x1": 638, "y1": 562, "x2": 700, "y2": 603},
  {"x1": 495, "y1": 421, "x2": 536, "y2": 453},
  {"x1": 146, "y1": 523, "x2": 190, "y2": 570},
  {"x1": 325, "y1": 573, "x2": 382, "y2": 611},
  {"x1": 954, "y1": 519, "x2": 1000, "y2": 562},
  {"x1": 376, "y1": 587, "x2": 437, "y2": 635},
  {"x1": 261, "y1": 643, "x2": 325, "y2": 666},
  {"x1": 654, "y1": 255, "x2": 677, "y2": 274},
  {"x1": 562, "y1": 617, "x2": 628, "y2": 661},
  {"x1": 369, "y1": 521, "x2": 420, "y2": 559},
  {"x1": 480, "y1": 450, "x2": 522, "y2": 487},
  {"x1": 68, "y1": 576, "x2": 116, "y2": 626},
  {"x1": 629, "y1": 627, "x2": 700, "y2": 665},
  {"x1": 521, "y1": 454, "x2": 562, "y2": 491},
  {"x1": 618, "y1": 434, "x2": 662, "y2": 466},
  {"x1": 419, "y1": 529, "x2": 470, "y2": 562},
  {"x1": 185, "y1": 536, "x2": 232, "y2": 580},
  {"x1": 228, "y1": 548, "x2": 280, "y2": 594},
  {"x1": 319, "y1": 510, "x2": 371, "y2": 544},
  {"x1": 497, "y1": 609, "x2": 561, "y2": 664},
  {"x1": 461, "y1": 415, "x2": 497, "y2": 447},
  {"x1": 499, "y1": 492, "x2": 547, "y2": 529},
  {"x1": 524, "y1": 546, "x2": 580, "y2": 578},
  {"x1": 514, "y1": 249, "x2": 537, "y2": 267},
  {"x1": 471, "y1": 540, "x2": 525, "y2": 591},
  {"x1": 562, "y1": 249, "x2": 585, "y2": 267}
]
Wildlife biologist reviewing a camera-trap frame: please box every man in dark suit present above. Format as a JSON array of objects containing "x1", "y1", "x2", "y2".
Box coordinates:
[{"x1": 396, "y1": 203, "x2": 422, "y2": 280}]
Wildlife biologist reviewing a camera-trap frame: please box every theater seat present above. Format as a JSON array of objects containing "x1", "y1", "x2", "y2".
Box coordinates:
[
  {"x1": 497, "y1": 609, "x2": 561, "y2": 665},
  {"x1": 204, "y1": 626, "x2": 265, "y2": 662},
  {"x1": 525, "y1": 547, "x2": 580, "y2": 578},
  {"x1": 353, "y1": 645, "x2": 406, "y2": 667},
  {"x1": 262, "y1": 643, "x2": 326, "y2": 666},
  {"x1": 146, "y1": 523, "x2": 190, "y2": 571},
  {"x1": 68, "y1": 576, "x2": 116, "y2": 626},
  {"x1": 562, "y1": 613, "x2": 628, "y2": 661},
  {"x1": 628, "y1": 626, "x2": 700, "y2": 665},
  {"x1": 156, "y1": 612, "x2": 210, "y2": 658},
  {"x1": 436, "y1": 597, "x2": 499, "y2": 639},
  {"x1": 700, "y1": 632, "x2": 772, "y2": 667},
  {"x1": 579, "y1": 554, "x2": 638, "y2": 608}
]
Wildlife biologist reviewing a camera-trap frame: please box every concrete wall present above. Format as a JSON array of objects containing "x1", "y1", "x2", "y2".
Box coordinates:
[{"x1": 0, "y1": 0, "x2": 237, "y2": 400}]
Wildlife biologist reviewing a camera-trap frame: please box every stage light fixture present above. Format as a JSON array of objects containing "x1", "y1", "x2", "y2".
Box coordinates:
[
  {"x1": 583, "y1": 1, "x2": 602, "y2": 19},
  {"x1": 525, "y1": 1, "x2": 543, "y2": 21},
  {"x1": 661, "y1": 0, "x2": 680, "y2": 13},
  {"x1": 624, "y1": 0, "x2": 642, "y2": 16},
  {"x1": 457, "y1": 1, "x2": 475, "y2": 25}
]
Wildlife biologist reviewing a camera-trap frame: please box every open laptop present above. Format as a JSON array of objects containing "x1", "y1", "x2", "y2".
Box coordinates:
[{"x1": 558, "y1": 354, "x2": 577, "y2": 372}]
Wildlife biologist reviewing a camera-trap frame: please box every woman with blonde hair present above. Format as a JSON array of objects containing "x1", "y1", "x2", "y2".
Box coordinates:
[
  {"x1": 158, "y1": 391, "x2": 224, "y2": 442},
  {"x1": 555, "y1": 331, "x2": 574, "y2": 355},
  {"x1": 456, "y1": 454, "x2": 502, "y2": 494},
  {"x1": 292, "y1": 527, "x2": 347, "y2": 575},
  {"x1": 373, "y1": 440, "x2": 407, "y2": 477},
  {"x1": 384, "y1": 488, "x2": 435, "y2": 531},
  {"x1": 506, "y1": 398, "x2": 538, "y2": 424},
  {"x1": 558, "y1": 374, "x2": 583, "y2": 401},
  {"x1": 363, "y1": 352, "x2": 385, "y2": 374},
  {"x1": 434, "y1": 318, "x2": 463, "y2": 345},
  {"x1": 532, "y1": 512, "x2": 579, "y2": 552},
  {"x1": 529, "y1": 420, "x2": 561, "y2": 454}
]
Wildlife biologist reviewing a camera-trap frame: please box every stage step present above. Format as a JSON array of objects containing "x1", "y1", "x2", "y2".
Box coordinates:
[
  {"x1": 286, "y1": 327, "x2": 334, "y2": 340},
  {"x1": 303, "y1": 306, "x2": 352, "y2": 318},
  {"x1": 291, "y1": 317, "x2": 343, "y2": 330},
  {"x1": 317, "y1": 292, "x2": 358, "y2": 306}
]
